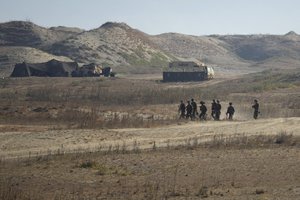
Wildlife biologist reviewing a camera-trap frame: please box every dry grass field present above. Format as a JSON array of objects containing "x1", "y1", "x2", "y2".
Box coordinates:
[
  {"x1": 1, "y1": 135, "x2": 300, "y2": 200},
  {"x1": 0, "y1": 69, "x2": 300, "y2": 199}
]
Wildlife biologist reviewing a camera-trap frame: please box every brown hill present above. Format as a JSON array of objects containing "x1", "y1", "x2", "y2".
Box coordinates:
[
  {"x1": 50, "y1": 22, "x2": 175, "y2": 73},
  {"x1": 213, "y1": 33, "x2": 300, "y2": 62},
  {"x1": 0, "y1": 21, "x2": 83, "y2": 48},
  {"x1": 150, "y1": 33, "x2": 252, "y2": 72},
  {"x1": 0, "y1": 21, "x2": 81, "y2": 76},
  {"x1": 152, "y1": 32, "x2": 300, "y2": 72},
  {"x1": 0, "y1": 20, "x2": 300, "y2": 75}
]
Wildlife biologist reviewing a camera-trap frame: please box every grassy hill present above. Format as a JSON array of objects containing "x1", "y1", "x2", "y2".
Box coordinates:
[
  {"x1": 214, "y1": 32, "x2": 300, "y2": 62},
  {"x1": 0, "y1": 20, "x2": 300, "y2": 75},
  {"x1": 152, "y1": 32, "x2": 300, "y2": 72},
  {"x1": 0, "y1": 21, "x2": 83, "y2": 48},
  {"x1": 150, "y1": 33, "x2": 249, "y2": 68},
  {"x1": 50, "y1": 22, "x2": 175, "y2": 73}
]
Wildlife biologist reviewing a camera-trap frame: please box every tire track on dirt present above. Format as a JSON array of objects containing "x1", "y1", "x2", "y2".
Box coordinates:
[{"x1": 0, "y1": 117, "x2": 299, "y2": 159}]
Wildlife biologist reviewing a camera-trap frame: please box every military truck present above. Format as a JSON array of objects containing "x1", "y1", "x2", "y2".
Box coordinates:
[{"x1": 163, "y1": 61, "x2": 214, "y2": 82}]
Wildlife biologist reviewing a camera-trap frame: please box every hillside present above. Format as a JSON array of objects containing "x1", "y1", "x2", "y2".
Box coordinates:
[
  {"x1": 213, "y1": 32, "x2": 300, "y2": 62},
  {"x1": 0, "y1": 20, "x2": 300, "y2": 75},
  {"x1": 0, "y1": 21, "x2": 82, "y2": 76},
  {"x1": 50, "y1": 22, "x2": 175, "y2": 73},
  {"x1": 0, "y1": 21, "x2": 83, "y2": 48},
  {"x1": 150, "y1": 33, "x2": 250, "y2": 70},
  {"x1": 151, "y1": 32, "x2": 300, "y2": 72}
]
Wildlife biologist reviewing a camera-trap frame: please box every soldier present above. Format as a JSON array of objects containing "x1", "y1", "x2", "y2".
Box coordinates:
[
  {"x1": 199, "y1": 101, "x2": 207, "y2": 120},
  {"x1": 252, "y1": 99, "x2": 260, "y2": 119},
  {"x1": 186, "y1": 101, "x2": 193, "y2": 120},
  {"x1": 178, "y1": 100, "x2": 186, "y2": 119},
  {"x1": 211, "y1": 99, "x2": 217, "y2": 120},
  {"x1": 226, "y1": 102, "x2": 235, "y2": 120},
  {"x1": 191, "y1": 98, "x2": 197, "y2": 120},
  {"x1": 215, "y1": 100, "x2": 222, "y2": 120}
]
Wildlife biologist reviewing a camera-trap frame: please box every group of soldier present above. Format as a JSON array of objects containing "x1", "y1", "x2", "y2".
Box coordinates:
[{"x1": 178, "y1": 99, "x2": 260, "y2": 121}]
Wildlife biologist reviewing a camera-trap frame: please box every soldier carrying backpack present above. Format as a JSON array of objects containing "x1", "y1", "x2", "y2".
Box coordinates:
[
  {"x1": 191, "y1": 98, "x2": 197, "y2": 120},
  {"x1": 199, "y1": 101, "x2": 207, "y2": 120},
  {"x1": 178, "y1": 100, "x2": 186, "y2": 119},
  {"x1": 226, "y1": 102, "x2": 235, "y2": 120},
  {"x1": 186, "y1": 101, "x2": 193, "y2": 120}
]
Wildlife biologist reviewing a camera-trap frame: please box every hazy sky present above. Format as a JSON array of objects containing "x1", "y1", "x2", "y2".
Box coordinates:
[{"x1": 0, "y1": 0, "x2": 299, "y2": 35}]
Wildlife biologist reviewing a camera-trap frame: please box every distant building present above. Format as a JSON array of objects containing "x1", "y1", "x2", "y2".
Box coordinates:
[{"x1": 163, "y1": 61, "x2": 214, "y2": 82}]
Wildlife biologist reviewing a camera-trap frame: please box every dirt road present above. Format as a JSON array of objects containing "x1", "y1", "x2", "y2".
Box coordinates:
[{"x1": 1, "y1": 117, "x2": 299, "y2": 159}]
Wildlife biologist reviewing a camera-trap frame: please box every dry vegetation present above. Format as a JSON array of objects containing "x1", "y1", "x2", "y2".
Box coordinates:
[
  {"x1": 1, "y1": 20, "x2": 300, "y2": 200},
  {"x1": 0, "y1": 132, "x2": 299, "y2": 200},
  {"x1": 0, "y1": 69, "x2": 300, "y2": 199},
  {"x1": 0, "y1": 68, "x2": 299, "y2": 129}
]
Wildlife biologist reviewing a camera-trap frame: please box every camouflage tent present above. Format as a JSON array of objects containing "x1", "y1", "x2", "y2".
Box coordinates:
[{"x1": 10, "y1": 59, "x2": 78, "y2": 77}]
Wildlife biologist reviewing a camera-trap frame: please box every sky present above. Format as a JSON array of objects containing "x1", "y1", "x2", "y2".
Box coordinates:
[{"x1": 0, "y1": 0, "x2": 299, "y2": 35}]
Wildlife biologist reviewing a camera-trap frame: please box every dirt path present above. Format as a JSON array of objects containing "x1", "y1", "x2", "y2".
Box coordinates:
[{"x1": 1, "y1": 117, "x2": 299, "y2": 159}]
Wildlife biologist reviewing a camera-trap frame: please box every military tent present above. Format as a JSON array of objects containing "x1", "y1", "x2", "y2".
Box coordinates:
[{"x1": 10, "y1": 59, "x2": 78, "y2": 77}]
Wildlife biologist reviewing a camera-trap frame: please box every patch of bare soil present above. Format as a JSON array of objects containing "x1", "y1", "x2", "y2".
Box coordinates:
[
  {"x1": 0, "y1": 117, "x2": 299, "y2": 199},
  {"x1": 0, "y1": 117, "x2": 299, "y2": 159},
  {"x1": 1, "y1": 145, "x2": 299, "y2": 199}
]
